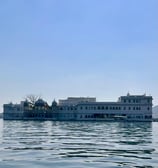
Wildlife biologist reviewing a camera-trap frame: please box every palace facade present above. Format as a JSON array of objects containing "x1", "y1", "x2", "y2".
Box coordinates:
[{"x1": 3, "y1": 93, "x2": 153, "y2": 121}]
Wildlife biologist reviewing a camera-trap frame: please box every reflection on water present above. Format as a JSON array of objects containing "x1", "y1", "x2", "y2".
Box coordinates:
[{"x1": 0, "y1": 119, "x2": 158, "y2": 168}]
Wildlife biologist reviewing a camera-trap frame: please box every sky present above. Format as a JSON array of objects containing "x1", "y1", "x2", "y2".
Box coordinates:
[{"x1": 0, "y1": 0, "x2": 158, "y2": 111}]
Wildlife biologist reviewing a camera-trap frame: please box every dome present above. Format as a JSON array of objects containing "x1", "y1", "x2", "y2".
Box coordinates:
[
  {"x1": 52, "y1": 100, "x2": 57, "y2": 106},
  {"x1": 35, "y1": 99, "x2": 47, "y2": 107}
]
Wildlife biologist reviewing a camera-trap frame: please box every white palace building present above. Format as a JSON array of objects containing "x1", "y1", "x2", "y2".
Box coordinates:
[{"x1": 3, "y1": 93, "x2": 153, "y2": 121}]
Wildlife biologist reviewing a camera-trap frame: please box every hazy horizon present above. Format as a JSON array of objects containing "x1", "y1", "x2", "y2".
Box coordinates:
[{"x1": 0, "y1": 0, "x2": 158, "y2": 112}]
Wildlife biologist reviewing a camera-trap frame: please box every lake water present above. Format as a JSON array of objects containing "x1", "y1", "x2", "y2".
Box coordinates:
[{"x1": 0, "y1": 119, "x2": 158, "y2": 168}]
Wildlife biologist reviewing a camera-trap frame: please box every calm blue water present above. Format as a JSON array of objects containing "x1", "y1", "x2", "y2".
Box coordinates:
[{"x1": 0, "y1": 119, "x2": 158, "y2": 168}]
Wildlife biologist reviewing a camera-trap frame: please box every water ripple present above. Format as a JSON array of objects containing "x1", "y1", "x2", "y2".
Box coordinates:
[{"x1": 0, "y1": 120, "x2": 158, "y2": 168}]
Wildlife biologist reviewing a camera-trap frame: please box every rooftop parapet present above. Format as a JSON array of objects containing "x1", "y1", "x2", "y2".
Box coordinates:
[{"x1": 59, "y1": 97, "x2": 96, "y2": 106}]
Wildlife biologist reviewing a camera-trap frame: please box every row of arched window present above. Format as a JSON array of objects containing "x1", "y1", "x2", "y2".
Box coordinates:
[
  {"x1": 78, "y1": 106, "x2": 144, "y2": 111},
  {"x1": 59, "y1": 106, "x2": 150, "y2": 111}
]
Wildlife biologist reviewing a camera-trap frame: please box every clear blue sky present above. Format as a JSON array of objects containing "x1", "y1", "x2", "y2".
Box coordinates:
[{"x1": 0, "y1": 0, "x2": 158, "y2": 111}]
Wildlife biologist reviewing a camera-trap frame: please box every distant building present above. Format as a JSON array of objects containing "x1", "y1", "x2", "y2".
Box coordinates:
[
  {"x1": 0, "y1": 113, "x2": 3, "y2": 118},
  {"x1": 3, "y1": 94, "x2": 153, "y2": 121}
]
